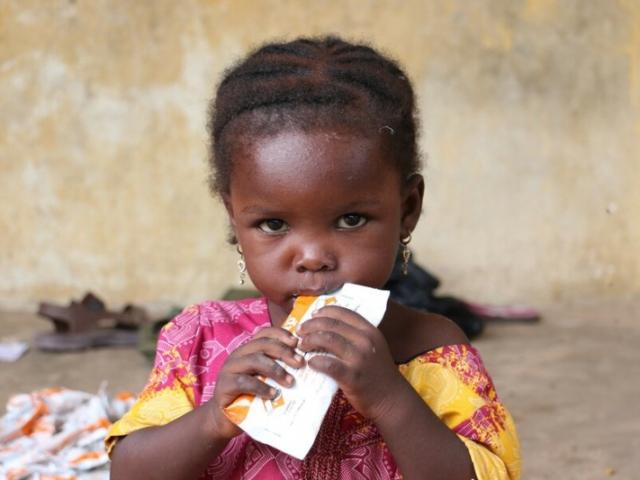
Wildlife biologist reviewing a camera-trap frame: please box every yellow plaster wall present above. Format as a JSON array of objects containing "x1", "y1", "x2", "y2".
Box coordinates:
[{"x1": 1, "y1": 0, "x2": 638, "y2": 309}]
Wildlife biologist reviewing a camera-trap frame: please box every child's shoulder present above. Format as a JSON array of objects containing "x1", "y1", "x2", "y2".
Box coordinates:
[{"x1": 381, "y1": 300, "x2": 469, "y2": 364}]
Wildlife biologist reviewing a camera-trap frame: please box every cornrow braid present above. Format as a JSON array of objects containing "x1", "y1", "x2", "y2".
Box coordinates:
[{"x1": 208, "y1": 36, "x2": 420, "y2": 196}]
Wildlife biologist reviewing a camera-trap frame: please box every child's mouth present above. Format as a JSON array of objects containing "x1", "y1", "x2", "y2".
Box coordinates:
[{"x1": 291, "y1": 284, "x2": 343, "y2": 298}]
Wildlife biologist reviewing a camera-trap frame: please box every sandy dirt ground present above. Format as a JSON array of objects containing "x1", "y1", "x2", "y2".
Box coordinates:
[{"x1": 1, "y1": 298, "x2": 639, "y2": 479}]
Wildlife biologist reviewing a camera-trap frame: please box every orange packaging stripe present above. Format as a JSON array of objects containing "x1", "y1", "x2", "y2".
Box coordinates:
[
  {"x1": 115, "y1": 391, "x2": 135, "y2": 401},
  {"x1": 281, "y1": 295, "x2": 315, "y2": 334},
  {"x1": 20, "y1": 398, "x2": 48, "y2": 436},
  {"x1": 70, "y1": 450, "x2": 104, "y2": 465},
  {"x1": 224, "y1": 394, "x2": 253, "y2": 424},
  {"x1": 224, "y1": 295, "x2": 317, "y2": 425}
]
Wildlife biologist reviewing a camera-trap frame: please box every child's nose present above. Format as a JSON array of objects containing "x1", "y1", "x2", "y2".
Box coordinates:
[{"x1": 294, "y1": 243, "x2": 337, "y2": 273}]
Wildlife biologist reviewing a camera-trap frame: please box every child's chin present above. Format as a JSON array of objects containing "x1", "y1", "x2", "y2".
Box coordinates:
[
  {"x1": 284, "y1": 297, "x2": 298, "y2": 312},
  {"x1": 268, "y1": 298, "x2": 295, "y2": 316}
]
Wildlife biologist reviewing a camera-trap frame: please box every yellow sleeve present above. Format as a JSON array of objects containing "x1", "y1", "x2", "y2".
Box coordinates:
[
  {"x1": 459, "y1": 436, "x2": 512, "y2": 479},
  {"x1": 398, "y1": 344, "x2": 521, "y2": 480},
  {"x1": 105, "y1": 319, "x2": 198, "y2": 455}
]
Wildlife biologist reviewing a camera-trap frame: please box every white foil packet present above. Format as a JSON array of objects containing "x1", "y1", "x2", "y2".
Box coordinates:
[{"x1": 224, "y1": 283, "x2": 390, "y2": 459}]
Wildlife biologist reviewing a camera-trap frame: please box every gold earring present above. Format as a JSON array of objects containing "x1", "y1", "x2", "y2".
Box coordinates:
[
  {"x1": 400, "y1": 234, "x2": 412, "y2": 275},
  {"x1": 236, "y1": 245, "x2": 247, "y2": 285}
]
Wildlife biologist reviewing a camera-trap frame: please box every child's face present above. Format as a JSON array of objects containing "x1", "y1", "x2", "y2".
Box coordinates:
[{"x1": 224, "y1": 129, "x2": 422, "y2": 322}]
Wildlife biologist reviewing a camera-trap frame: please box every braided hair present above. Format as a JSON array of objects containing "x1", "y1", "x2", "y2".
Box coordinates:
[{"x1": 208, "y1": 36, "x2": 421, "y2": 197}]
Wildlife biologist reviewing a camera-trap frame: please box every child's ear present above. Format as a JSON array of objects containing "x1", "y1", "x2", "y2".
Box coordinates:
[{"x1": 400, "y1": 174, "x2": 424, "y2": 237}]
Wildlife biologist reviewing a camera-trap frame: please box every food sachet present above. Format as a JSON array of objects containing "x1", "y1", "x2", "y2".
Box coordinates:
[{"x1": 224, "y1": 283, "x2": 390, "y2": 459}]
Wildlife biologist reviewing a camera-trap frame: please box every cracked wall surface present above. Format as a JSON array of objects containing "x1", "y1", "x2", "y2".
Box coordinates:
[{"x1": 1, "y1": 0, "x2": 638, "y2": 309}]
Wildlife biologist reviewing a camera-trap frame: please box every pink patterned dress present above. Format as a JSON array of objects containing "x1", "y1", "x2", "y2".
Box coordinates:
[{"x1": 106, "y1": 298, "x2": 520, "y2": 479}]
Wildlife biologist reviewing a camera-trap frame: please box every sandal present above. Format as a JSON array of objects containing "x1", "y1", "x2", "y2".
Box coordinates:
[{"x1": 34, "y1": 292, "x2": 149, "y2": 351}]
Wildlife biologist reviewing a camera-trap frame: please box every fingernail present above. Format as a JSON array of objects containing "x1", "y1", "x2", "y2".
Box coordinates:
[
  {"x1": 285, "y1": 374, "x2": 294, "y2": 385},
  {"x1": 269, "y1": 388, "x2": 278, "y2": 398},
  {"x1": 294, "y1": 353, "x2": 304, "y2": 363}
]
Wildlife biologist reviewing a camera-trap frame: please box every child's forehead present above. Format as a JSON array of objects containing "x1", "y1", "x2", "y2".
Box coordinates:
[
  {"x1": 228, "y1": 129, "x2": 402, "y2": 204},
  {"x1": 241, "y1": 127, "x2": 376, "y2": 147},
  {"x1": 234, "y1": 129, "x2": 390, "y2": 176}
]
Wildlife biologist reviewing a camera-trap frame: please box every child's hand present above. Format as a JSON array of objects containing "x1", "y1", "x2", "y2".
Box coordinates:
[
  {"x1": 210, "y1": 327, "x2": 303, "y2": 439},
  {"x1": 297, "y1": 306, "x2": 404, "y2": 422}
]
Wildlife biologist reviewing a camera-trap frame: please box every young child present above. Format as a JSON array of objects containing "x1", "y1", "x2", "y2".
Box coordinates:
[{"x1": 107, "y1": 37, "x2": 520, "y2": 480}]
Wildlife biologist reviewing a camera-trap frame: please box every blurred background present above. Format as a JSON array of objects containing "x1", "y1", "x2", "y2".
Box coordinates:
[
  {"x1": 1, "y1": 1, "x2": 639, "y2": 479},
  {"x1": 1, "y1": 0, "x2": 638, "y2": 310}
]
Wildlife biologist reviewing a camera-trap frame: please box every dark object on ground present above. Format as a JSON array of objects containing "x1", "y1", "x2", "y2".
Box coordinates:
[
  {"x1": 383, "y1": 251, "x2": 486, "y2": 339},
  {"x1": 34, "y1": 292, "x2": 148, "y2": 351}
]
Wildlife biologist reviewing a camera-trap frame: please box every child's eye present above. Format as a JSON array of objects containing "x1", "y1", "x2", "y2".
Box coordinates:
[
  {"x1": 337, "y1": 214, "x2": 367, "y2": 229},
  {"x1": 258, "y1": 219, "x2": 289, "y2": 234}
]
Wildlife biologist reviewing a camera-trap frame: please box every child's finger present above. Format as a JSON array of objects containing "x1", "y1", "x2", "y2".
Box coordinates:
[
  {"x1": 233, "y1": 336, "x2": 303, "y2": 369},
  {"x1": 227, "y1": 352, "x2": 295, "y2": 388},
  {"x1": 298, "y1": 330, "x2": 354, "y2": 361},
  {"x1": 252, "y1": 326, "x2": 298, "y2": 346},
  {"x1": 311, "y1": 305, "x2": 373, "y2": 331},
  {"x1": 306, "y1": 355, "x2": 349, "y2": 383},
  {"x1": 298, "y1": 315, "x2": 362, "y2": 343},
  {"x1": 220, "y1": 373, "x2": 279, "y2": 401}
]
